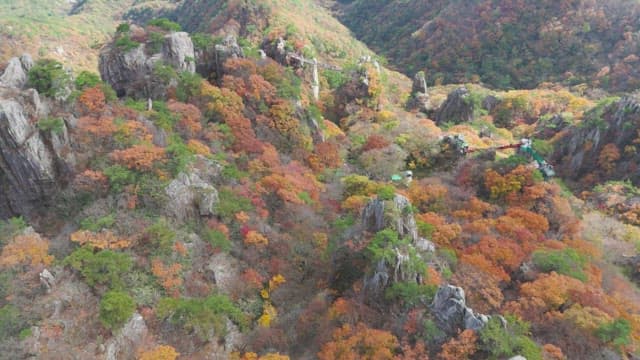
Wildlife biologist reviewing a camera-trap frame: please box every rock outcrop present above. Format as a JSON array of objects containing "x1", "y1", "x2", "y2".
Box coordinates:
[
  {"x1": 553, "y1": 94, "x2": 640, "y2": 187},
  {"x1": 434, "y1": 86, "x2": 474, "y2": 125},
  {"x1": 0, "y1": 54, "x2": 33, "y2": 88},
  {"x1": 406, "y1": 71, "x2": 430, "y2": 113},
  {"x1": 362, "y1": 194, "x2": 436, "y2": 295},
  {"x1": 162, "y1": 32, "x2": 196, "y2": 73},
  {"x1": 194, "y1": 34, "x2": 244, "y2": 81},
  {"x1": 164, "y1": 156, "x2": 221, "y2": 221},
  {"x1": 0, "y1": 67, "x2": 72, "y2": 219},
  {"x1": 430, "y1": 284, "x2": 493, "y2": 335},
  {"x1": 362, "y1": 194, "x2": 420, "y2": 242},
  {"x1": 105, "y1": 313, "x2": 148, "y2": 360},
  {"x1": 99, "y1": 29, "x2": 195, "y2": 99}
]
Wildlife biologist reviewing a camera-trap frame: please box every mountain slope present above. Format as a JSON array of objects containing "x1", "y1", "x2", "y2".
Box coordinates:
[
  {"x1": 0, "y1": 0, "x2": 177, "y2": 70},
  {"x1": 337, "y1": 0, "x2": 640, "y2": 91}
]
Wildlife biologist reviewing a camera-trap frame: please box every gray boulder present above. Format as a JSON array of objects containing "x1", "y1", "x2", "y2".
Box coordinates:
[
  {"x1": 434, "y1": 87, "x2": 474, "y2": 125},
  {"x1": 105, "y1": 313, "x2": 148, "y2": 360},
  {"x1": 0, "y1": 54, "x2": 33, "y2": 88},
  {"x1": 361, "y1": 194, "x2": 419, "y2": 242},
  {"x1": 431, "y1": 284, "x2": 491, "y2": 334},
  {"x1": 99, "y1": 30, "x2": 195, "y2": 99},
  {"x1": 162, "y1": 32, "x2": 196, "y2": 73},
  {"x1": 164, "y1": 157, "x2": 221, "y2": 221}
]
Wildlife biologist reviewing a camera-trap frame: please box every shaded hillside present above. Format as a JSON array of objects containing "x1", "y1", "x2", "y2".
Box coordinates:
[{"x1": 338, "y1": 0, "x2": 640, "y2": 91}]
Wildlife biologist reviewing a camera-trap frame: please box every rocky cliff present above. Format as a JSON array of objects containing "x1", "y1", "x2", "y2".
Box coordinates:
[
  {"x1": 0, "y1": 55, "x2": 72, "y2": 219},
  {"x1": 99, "y1": 28, "x2": 195, "y2": 99},
  {"x1": 553, "y1": 95, "x2": 640, "y2": 188}
]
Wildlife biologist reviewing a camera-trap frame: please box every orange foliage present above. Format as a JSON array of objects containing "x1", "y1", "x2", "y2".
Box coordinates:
[
  {"x1": 77, "y1": 115, "x2": 117, "y2": 139},
  {"x1": 425, "y1": 266, "x2": 443, "y2": 286},
  {"x1": 408, "y1": 182, "x2": 448, "y2": 212},
  {"x1": 415, "y1": 212, "x2": 461, "y2": 247},
  {"x1": 341, "y1": 195, "x2": 369, "y2": 214},
  {"x1": 542, "y1": 343, "x2": 565, "y2": 360},
  {"x1": 598, "y1": 143, "x2": 621, "y2": 173},
  {"x1": 438, "y1": 329, "x2": 477, "y2": 360},
  {"x1": 308, "y1": 141, "x2": 342, "y2": 171},
  {"x1": 245, "y1": 230, "x2": 269, "y2": 247},
  {"x1": 452, "y1": 263, "x2": 504, "y2": 313},
  {"x1": 168, "y1": 100, "x2": 202, "y2": 138},
  {"x1": 484, "y1": 165, "x2": 535, "y2": 202},
  {"x1": 78, "y1": 85, "x2": 106, "y2": 113},
  {"x1": 200, "y1": 81, "x2": 263, "y2": 153},
  {"x1": 139, "y1": 345, "x2": 180, "y2": 360},
  {"x1": 110, "y1": 144, "x2": 165, "y2": 171},
  {"x1": 257, "y1": 161, "x2": 323, "y2": 205},
  {"x1": 361, "y1": 134, "x2": 390, "y2": 152},
  {"x1": 70, "y1": 230, "x2": 131, "y2": 250},
  {"x1": 151, "y1": 259, "x2": 183, "y2": 298},
  {"x1": 460, "y1": 253, "x2": 510, "y2": 282},
  {"x1": 451, "y1": 197, "x2": 493, "y2": 221},
  {"x1": 0, "y1": 232, "x2": 53, "y2": 268},
  {"x1": 318, "y1": 323, "x2": 400, "y2": 360}
]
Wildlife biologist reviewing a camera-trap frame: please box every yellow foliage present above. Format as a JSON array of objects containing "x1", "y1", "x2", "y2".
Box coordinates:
[
  {"x1": 260, "y1": 289, "x2": 270, "y2": 300},
  {"x1": 258, "y1": 303, "x2": 277, "y2": 327},
  {"x1": 70, "y1": 230, "x2": 131, "y2": 250},
  {"x1": 232, "y1": 352, "x2": 290, "y2": 360},
  {"x1": 562, "y1": 305, "x2": 612, "y2": 332},
  {"x1": 186, "y1": 139, "x2": 211, "y2": 156},
  {"x1": 323, "y1": 120, "x2": 344, "y2": 138},
  {"x1": 138, "y1": 345, "x2": 179, "y2": 360},
  {"x1": 0, "y1": 233, "x2": 53, "y2": 268},
  {"x1": 269, "y1": 274, "x2": 286, "y2": 290}
]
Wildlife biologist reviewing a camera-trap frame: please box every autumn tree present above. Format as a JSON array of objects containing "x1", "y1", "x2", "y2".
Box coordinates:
[
  {"x1": 598, "y1": 143, "x2": 621, "y2": 174},
  {"x1": 70, "y1": 230, "x2": 131, "y2": 250},
  {"x1": 0, "y1": 232, "x2": 53, "y2": 268},
  {"x1": 139, "y1": 345, "x2": 180, "y2": 360},
  {"x1": 318, "y1": 323, "x2": 400, "y2": 360},
  {"x1": 438, "y1": 329, "x2": 478, "y2": 360},
  {"x1": 110, "y1": 144, "x2": 165, "y2": 171},
  {"x1": 151, "y1": 259, "x2": 183, "y2": 297}
]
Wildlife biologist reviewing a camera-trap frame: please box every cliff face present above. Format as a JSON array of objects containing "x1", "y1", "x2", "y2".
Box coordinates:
[
  {"x1": 0, "y1": 56, "x2": 72, "y2": 219},
  {"x1": 553, "y1": 95, "x2": 640, "y2": 188},
  {"x1": 99, "y1": 30, "x2": 195, "y2": 99}
]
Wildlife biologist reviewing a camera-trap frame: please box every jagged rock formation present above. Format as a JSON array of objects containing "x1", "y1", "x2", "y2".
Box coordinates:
[
  {"x1": 434, "y1": 87, "x2": 474, "y2": 125},
  {"x1": 362, "y1": 194, "x2": 418, "y2": 241},
  {"x1": 0, "y1": 54, "x2": 33, "y2": 88},
  {"x1": 162, "y1": 32, "x2": 196, "y2": 73},
  {"x1": 0, "y1": 60, "x2": 73, "y2": 219},
  {"x1": 211, "y1": 34, "x2": 244, "y2": 80},
  {"x1": 362, "y1": 194, "x2": 436, "y2": 295},
  {"x1": 164, "y1": 156, "x2": 221, "y2": 221},
  {"x1": 105, "y1": 313, "x2": 148, "y2": 360},
  {"x1": 99, "y1": 29, "x2": 195, "y2": 99},
  {"x1": 430, "y1": 284, "x2": 493, "y2": 335},
  {"x1": 406, "y1": 71, "x2": 430, "y2": 113},
  {"x1": 553, "y1": 94, "x2": 640, "y2": 187}
]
